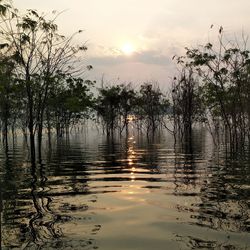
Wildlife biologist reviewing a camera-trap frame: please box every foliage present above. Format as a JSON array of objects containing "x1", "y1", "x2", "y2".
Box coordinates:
[{"x1": 173, "y1": 30, "x2": 250, "y2": 147}]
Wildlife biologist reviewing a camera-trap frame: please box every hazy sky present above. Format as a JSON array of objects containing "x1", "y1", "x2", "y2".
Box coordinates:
[{"x1": 15, "y1": 0, "x2": 250, "y2": 88}]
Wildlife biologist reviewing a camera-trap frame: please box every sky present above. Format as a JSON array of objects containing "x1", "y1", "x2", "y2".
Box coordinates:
[{"x1": 14, "y1": 0, "x2": 250, "y2": 89}]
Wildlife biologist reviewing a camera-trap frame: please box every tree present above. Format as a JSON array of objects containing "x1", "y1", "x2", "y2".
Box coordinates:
[
  {"x1": 172, "y1": 66, "x2": 204, "y2": 141},
  {"x1": 0, "y1": 57, "x2": 15, "y2": 143},
  {"x1": 46, "y1": 74, "x2": 94, "y2": 137},
  {"x1": 177, "y1": 30, "x2": 250, "y2": 148},
  {"x1": 95, "y1": 85, "x2": 122, "y2": 137},
  {"x1": 118, "y1": 84, "x2": 136, "y2": 134},
  {"x1": 135, "y1": 82, "x2": 170, "y2": 134},
  {"x1": 0, "y1": 2, "x2": 91, "y2": 158}
]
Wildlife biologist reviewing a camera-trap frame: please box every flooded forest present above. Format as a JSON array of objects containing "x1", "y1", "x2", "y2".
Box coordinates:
[{"x1": 0, "y1": 1, "x2": 250, "y2": 250}]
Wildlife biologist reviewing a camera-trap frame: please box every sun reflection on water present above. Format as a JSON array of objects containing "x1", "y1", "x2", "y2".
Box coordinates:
[{"x1": 126, "y1": 135, "x2": 137, "y2": 182}]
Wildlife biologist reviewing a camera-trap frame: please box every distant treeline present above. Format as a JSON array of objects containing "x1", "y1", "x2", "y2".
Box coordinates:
[{"x1": 0, "y1": 1, "x2": 249, "y2": 159}]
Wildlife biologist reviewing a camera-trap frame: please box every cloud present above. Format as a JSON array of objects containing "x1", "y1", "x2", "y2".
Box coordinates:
[{"x1": 87, "y1": 49, "x2": 174, "y2": 67}]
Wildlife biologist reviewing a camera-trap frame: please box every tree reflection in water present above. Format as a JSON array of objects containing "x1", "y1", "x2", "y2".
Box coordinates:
[
  {"x1": 28, "y1": 161, "x2": 62, "y2": 248},
  {"x1": 0, "y1": 130, "x2": 249, "y2": 249},
  {"x1": 175, "y1": 234, "x2": 241, "y2": 249},
  {"x1": 193, "y1": 153, "x2": 250, "y2": 233},
  {"x1": 172, "y1": 131, "x2": 250, "y2": 249},
  {"x1": 1, "y1": 137, "x2": 100, "y2": 249}
]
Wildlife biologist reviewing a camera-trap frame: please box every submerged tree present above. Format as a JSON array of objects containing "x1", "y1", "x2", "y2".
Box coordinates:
[
  {"x1": 46, "y1": 74, "x2": 94, "y2": 138},
  {"x1": 0, "y1": 57, "x2": 15, "y2": 144},
  {"x1": 95, "y1": 85, "x2": 122, "y2": 137},
  {"x1": 135, "y1": 82, "x2": 170, "y2": 135},
  {"x1": 175, "y1": 30, "x2": 250, "y2": 148},
  {"x1": 172, "y1": 66, "x2": 204, "y2": 141},
  {"x1": 95, "y1": 82, "x2": 170, "y2": 137},
  {"x1": 0, "y1": 1, "x2": 91, "y2": 158},
  {"x1": 118, "y1": 84, "x2": 136, "y2": 134}
]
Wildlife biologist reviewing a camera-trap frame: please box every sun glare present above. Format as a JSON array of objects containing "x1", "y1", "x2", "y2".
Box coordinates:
[{"x1": 121, "y1": 42, "x2": 135, "y2": 55}]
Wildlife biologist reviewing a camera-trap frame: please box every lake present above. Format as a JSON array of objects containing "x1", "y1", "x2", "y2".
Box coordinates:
[{"x1": 0, "y1": 127, "x2": 250, "y2": 249}]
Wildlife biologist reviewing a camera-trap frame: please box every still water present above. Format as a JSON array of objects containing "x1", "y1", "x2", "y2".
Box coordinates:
[{"x1": 0, "y1": 128, "x2": 250, "y2": 249}]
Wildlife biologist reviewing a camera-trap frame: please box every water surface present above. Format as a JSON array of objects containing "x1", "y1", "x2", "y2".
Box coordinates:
[{"x1": 0, "y1": 129, "x2": 250, "y2": 249}]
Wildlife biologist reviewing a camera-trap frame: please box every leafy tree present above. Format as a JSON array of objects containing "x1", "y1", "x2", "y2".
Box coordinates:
[
  {"x1": 135, "y1": 82, "x2": 170, "y2": 134},
  {"x1": 0, "y1": 2, "x2": 91, "y2": 157},
  {"x1": 46, "y1": 74, "x2": 94, "y2": 137},
  {"x1": 172, "y1": 66, "x2": 204, "y2": 140},
  {"x1": 0, "y1": 57, "x2": 15, "y2": 143},
  {"x1": 177, "y1": 30, "x2": 250, "y2": 147},
  {"x1": 118, "y1": 84, "x2": 136, "y2": 133},
  {"x1": 95, "y1": 85, "x2": 122, "y2": 136}
]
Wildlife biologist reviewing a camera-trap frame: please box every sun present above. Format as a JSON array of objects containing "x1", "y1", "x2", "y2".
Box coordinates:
[{"x1": 121, "y1": 42, "x2": 135, "y2": 55}]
